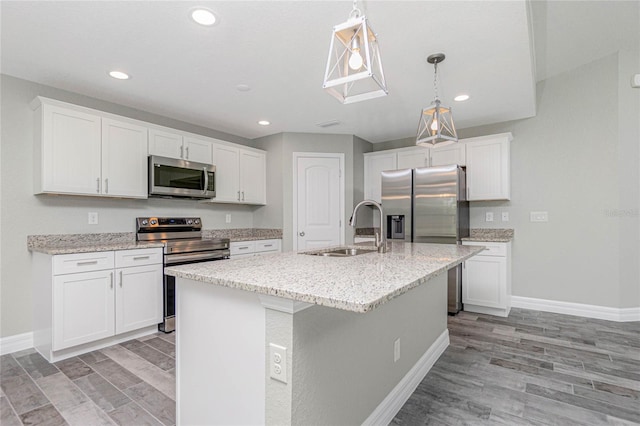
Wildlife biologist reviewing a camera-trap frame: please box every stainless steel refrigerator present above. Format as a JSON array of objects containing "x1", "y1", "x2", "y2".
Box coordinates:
[{"x1": 381, "y1": 164, "x2": 469, "y2": 314}]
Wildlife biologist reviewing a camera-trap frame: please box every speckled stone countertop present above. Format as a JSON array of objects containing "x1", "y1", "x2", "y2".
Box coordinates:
[
  {"x1": 202, "y1": 228, "x2": 282, "y2": 242},
  {"x1": 165, "y1": 241, "x2": 484, "y2": 313},
  {"x1": 27, "y1": 233, "x2": 163, "y2": 255},
  {"x1": 462, "y1": 228, "x2": 514, "y2": 242}
]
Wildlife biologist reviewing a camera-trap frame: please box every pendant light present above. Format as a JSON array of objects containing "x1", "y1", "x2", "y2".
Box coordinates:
[
  {"x1": 323, "y1": 1, "x2": 388, "y2": 104},
  {"x1": 416, "y1": 53, "x2": 458, "y2": 147}
]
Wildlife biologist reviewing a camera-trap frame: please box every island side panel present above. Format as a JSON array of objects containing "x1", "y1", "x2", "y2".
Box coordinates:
[
  {"x1": 176, "y1": 278, "x2": 266, "y2": 426},
  {"x1": 291, "y1": 273, "x2": 447, "y2": 425}
]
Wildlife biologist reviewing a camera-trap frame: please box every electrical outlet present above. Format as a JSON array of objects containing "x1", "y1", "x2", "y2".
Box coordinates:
[
  {"x1": 394, "y1": 338, "x2": 401, "y2": 362},
  {"x1": 88, "y1": 212, "x2": 98, "y2": 225},
  {"x1": 269, "y1": 343, "x2": 287, "y2": 383},
  {"x1": 501, "y1": 212, "x2": 509, "y2": 222},
  {"x1": 530, "y1": 211, "x2": 549, "y2": 222},
  {"x1": 225, "y1": 214, "x2": 231, "y2": 224},
  {"x1": 485, "y1": 212, "x2": 494, "y2": 222}
]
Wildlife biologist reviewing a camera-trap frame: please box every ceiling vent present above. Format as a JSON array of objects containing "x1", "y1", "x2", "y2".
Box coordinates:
[{"x1": 316, "y1": 120, "x2": 341, "y2": 128}]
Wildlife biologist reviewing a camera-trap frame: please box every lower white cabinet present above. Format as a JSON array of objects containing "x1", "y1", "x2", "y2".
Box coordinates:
[
  {"x1": 230, "y1": 239, "x2": 281, "y2": 258},
  {"x1": 462, "y1": 241, "x2": 512, "y2": 317},
  {"x1": 34, "y1": 247, "x2": 163, "y2": 362}
]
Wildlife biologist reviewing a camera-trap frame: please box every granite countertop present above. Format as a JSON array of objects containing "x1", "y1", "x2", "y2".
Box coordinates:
[
  {"x1": 462, "y1": 228, "x2": 514, "y2": 242},
  {"x1": 165, "y1": 241, "x2": 484, "y2": 313},
  {"x1": 27, "y1": 228, "x2": 283, "y2": 255}
]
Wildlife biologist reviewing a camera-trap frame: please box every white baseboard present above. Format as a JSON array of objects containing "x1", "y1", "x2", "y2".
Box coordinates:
[
  {"x1": 511, "y1": 296, "x2": 640, "y2": 322},
  {"x1": 363, "y1": 329, "x2": 449, "y2": 426},
  {"x1": 0, "y1": 332, "x2": 34, "y2": 355}
]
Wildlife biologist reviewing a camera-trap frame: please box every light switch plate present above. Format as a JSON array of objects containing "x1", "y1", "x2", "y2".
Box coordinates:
[
  {"x1": 530, "y1": 211, "x2": 548, "y2": 222},
  {"x1": 225, "y1": 214, "x2": 231, "y2": 224},
  {"x1": 501, "y1": 212, "x2": 509, "y2": 222}
]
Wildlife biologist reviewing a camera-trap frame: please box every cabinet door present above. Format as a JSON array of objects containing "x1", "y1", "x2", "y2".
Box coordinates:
[
  {"x1": 239, "y1": 150, "x2": 266, "y2": 204},
  {"x1": 466, "y1": 137, "x2": 510, "y2": 200},
  {"x1": 41, "y1": 104, "x2": 102, "y2": 195},
  {"x1": 430, "y1": 144, "x2": 466, "y2": 167},
  {"x1": 364, "y1": 152, "x2": 397, "y2": 203},
  {"x1": 184, "y1": 137, "x2": 213, "y2": 165},
  {"x1": 115, "y1": 265, "x2": 163, "y2": 334},
  {"x1": 53, "y1": 270, "x2": 115, "y2": 350},
  {"x1": 463, "y1": 256, "x2": 507, "y2": 309},
  {"x1": 211, "y1": 144, "x2": 241, "y2": 202},
  {"x1": 148, "y1": 128, "x2": 184, "y2": 159},
  {"x1": 101, "y1": 118, "x2": 148, "y2": 198},
  {"x1": 397, "y1": 149, "x2": 429, "y2": 169}
]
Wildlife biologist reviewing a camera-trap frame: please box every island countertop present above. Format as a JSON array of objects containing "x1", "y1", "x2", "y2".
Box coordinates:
[{"x1": 165, "y1": 241, "x2": 484, "y2": 313}]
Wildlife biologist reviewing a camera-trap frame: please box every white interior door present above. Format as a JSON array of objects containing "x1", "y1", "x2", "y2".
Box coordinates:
[{"x1": 294, "y1": 154, "x2": 344, "y2": 250}]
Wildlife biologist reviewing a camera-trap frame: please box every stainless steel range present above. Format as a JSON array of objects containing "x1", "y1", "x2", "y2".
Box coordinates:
[{"x1": 136, "y1": 217, "x2": 230, "y2": 332}]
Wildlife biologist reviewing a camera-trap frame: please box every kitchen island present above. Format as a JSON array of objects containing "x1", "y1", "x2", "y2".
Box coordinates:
[{"x1": 165, "y1": 241, "x2": 483, "y2": 425}]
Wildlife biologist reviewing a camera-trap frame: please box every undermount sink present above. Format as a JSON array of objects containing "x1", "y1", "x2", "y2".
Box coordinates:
[{"x1": 303, "y1": 247, "x2": 376, "y2": 257}]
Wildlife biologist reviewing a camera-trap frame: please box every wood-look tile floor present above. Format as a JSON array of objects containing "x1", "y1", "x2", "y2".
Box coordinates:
[
  {"x1": 1, "y1": 332, "x2": 176, "y2": 426},
  {"x1": 393, "y1": 308, "x2": 640, "y2": 425},
  {"x1": 1, "y1": 308, "x2": 639, "y2": 425}
]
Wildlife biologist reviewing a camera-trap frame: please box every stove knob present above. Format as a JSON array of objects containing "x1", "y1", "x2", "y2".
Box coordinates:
[
  {"x1": 187, "y1": 219, "x2": 193, "y2": 225},
  {"x1": 194, "y1": 219, "x2": 200, "y2": 225},
  {"x1": 141, "y1": 219, "x2": 149, "y2": 226},
  {"x1": 150, "y1": 219, "x2": 157, "y2": 225}
]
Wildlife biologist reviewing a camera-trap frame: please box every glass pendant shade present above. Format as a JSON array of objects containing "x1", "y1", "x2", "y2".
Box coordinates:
[
  {"x1": 323, "y1": 14, "x2": 388, "y2": 104},
  {"x1": 416, "y1": 99, "x2": 458, "y2": 147}
]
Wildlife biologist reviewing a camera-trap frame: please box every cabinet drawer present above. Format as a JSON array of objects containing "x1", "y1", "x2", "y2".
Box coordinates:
[
  {"x1": 53, "y1": 252, "x2": 115, "y2": 275},
  {"x1": 230, "y1": 241, "x2": 256, "y2": 256},
  {"x1": 115, "y1": 248, "x2": 163, "y2": 268},
  {"x1": 254, "y1": 239, "x2": 281, "y2": 253},
  {"x1": 462, "y1": 241, "x2": 506, "y2": 257}
]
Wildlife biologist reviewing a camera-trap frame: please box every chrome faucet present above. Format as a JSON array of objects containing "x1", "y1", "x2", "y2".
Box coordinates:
[{"x1": 349, "y1": 200, "x2": 388, "y2": 253}]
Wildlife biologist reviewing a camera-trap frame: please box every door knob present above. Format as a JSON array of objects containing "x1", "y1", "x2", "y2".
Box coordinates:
[{"x1": 299, "y1": 231, "x2": 305, "y2": 237}]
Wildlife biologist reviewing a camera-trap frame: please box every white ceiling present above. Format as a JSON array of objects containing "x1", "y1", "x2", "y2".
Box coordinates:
[{"x1": 1, "y1": 1, "x2": 636, "y2": 143}]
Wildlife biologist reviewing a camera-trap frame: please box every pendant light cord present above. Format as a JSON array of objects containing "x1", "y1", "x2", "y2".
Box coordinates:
[{"x1": 433, "y1": 61, "x2": 439, "y2": 101}]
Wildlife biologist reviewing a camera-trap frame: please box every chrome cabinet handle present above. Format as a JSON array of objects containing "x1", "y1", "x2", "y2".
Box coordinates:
[
  {"x1": 299, "y1": 231, "x2": 305, "y2": 237},
  {"x1": 237, "y1": 190, "x2": 241, "y2": 201},
  {"x1": 133, "y1": 256, "x2": 150, "y2": 261},
  {"x1": 242, "y1": 191, "x2": 245, "y2": 201},
  {"x1": 96, "y1": 178, "x2": 100, "y2": 193},
  {"x1": 110, "y1": 272, "x2": 114, "y2": 289},
  {"x1": 185, "y1": 146, "x2": 190, "y2": 159},
  {"x1": 105, "y1": 178, "x2": 109, "y2": 194},
  {"x1": 119, "y1": 271, "x2": 123, "y2": 287},
  {"x1": 77, "y1": 260, "x2": 98, "y2": 266}
]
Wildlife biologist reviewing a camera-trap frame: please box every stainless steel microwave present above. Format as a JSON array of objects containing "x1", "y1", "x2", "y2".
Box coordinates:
[{"x1": 148, "y1": 156, "x2": 215, "y2": 199}]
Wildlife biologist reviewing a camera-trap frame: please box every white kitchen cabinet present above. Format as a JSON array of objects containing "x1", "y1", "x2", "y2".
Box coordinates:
[
  {"x1": 363, "y1": 151, "x2": 397, "y2": 202},
  {"x1": 397, "y1": 149, "x2": 429, "y2": 169},
  {"x1": 210, "y1": 144, "x2": 266, "y2": 205},
  {"x1": 462, "y1": 241, "x2": 511, "y2": 317},
  {"x1": 33, "y1": 248, "x2": 163, "y2": 362},
  {"x1": 148, "y1": 128, "x2": 213, "y2": 164},
  {"x1": 430, "y1": 143, "x2": 466, "y2": 167},
  {"x1": 32, "y1": 98, "x2": 148, "y2": 198},
  {"x1": 230, "y1": 239, "x2": 281, "y2": 258},
  {"x1": 465, "y1": 133, "x2": 511, "y2": 201}
]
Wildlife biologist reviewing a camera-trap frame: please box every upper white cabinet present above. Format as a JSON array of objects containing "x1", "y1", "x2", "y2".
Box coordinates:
[
  {"x1": 148, "y1": 128, "x2": 213, "y2": 165},
  {"x1": 211, "y1": 144, "x2": 266, "y2": 205},
  {"x1": 464, "y1": 133, "x2": 511, "y2": 201},
  {"x1": 363, "y1": 133, "x2": 511, "y2": 203},
  {"x1": 32, "y1": 98, "x2": 148, "y2": 199}
]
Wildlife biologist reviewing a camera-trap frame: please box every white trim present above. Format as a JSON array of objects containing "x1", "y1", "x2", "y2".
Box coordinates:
[
  {"x1": 292, "y1": 152, "x2": 345, "y2": 251},
  {"x1": 363, "y1": 329, "x2": 450, "y2": 426},
  {"x1": 258, "y1": 295, "x2": 313, "y2": 314},
  {"x1": 0, "y1": 332, "x2": 34, "y2": 355},
  {"x1": 511, "y1": 296, "x2": 640, "y2": 322}
]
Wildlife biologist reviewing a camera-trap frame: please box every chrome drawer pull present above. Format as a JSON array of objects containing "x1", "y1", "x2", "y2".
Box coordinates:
[
  {"x1": 77, "y1": 260, "x2": 98, "y2": 266},
  {"x1": 239, "y1": 247, "x2": 249, "y2": 250},
  {"x1": 263, "y1": 244, "x2": 273, "y2": 247},
  {"x1": 133, "y1": 256, "x2": 150, "y2": 260}
]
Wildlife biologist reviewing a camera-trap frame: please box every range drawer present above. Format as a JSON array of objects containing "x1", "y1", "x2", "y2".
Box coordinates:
[
  {"x1": 115, "y1": 248, "x2": 163, "y2": 268},
  {"x1": 462, "y1": 241, "x2": 507, "y2": 257},
  {"x1": 53, "y1": 251, "x2": 115, "y2": 275}
]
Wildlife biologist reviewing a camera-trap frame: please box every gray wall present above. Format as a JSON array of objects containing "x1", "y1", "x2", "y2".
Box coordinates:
[
  {"x1": 0, "y1": 75, "x2": 259, "y2": 338},
  {"x1": 360, "y1": 51, "x2": 640, "y2": 309},
  {"x1": 254, "y1": 132, "x2": 372, "y2": 252}
]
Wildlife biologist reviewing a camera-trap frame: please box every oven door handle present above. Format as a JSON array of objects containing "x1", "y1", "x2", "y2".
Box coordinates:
[{"x1": 165, "y1": 251, "x2": 229, "y2": 265}]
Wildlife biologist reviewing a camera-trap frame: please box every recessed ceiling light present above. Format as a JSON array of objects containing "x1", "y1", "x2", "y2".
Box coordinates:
[
  {"x1": 257, "y1": 120, "x2": 270, "y2": 126},
  {"x1": 454, "y1": 94, "x2": 470, "y2": 102},
  {"x1": 236, "y1": 84, "x2": 251, "y2": 92},
  {"x1": 191, "y1": 9, "x2": 217, "y2": 26},
  {"x1": 109, "y1": 71, "x2": 130, "y2": 80}
]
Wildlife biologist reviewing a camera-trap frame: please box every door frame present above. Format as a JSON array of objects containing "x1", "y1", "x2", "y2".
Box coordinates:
[{"x1": 292, "y1": 152, "x2": 345, "y2": 251}]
